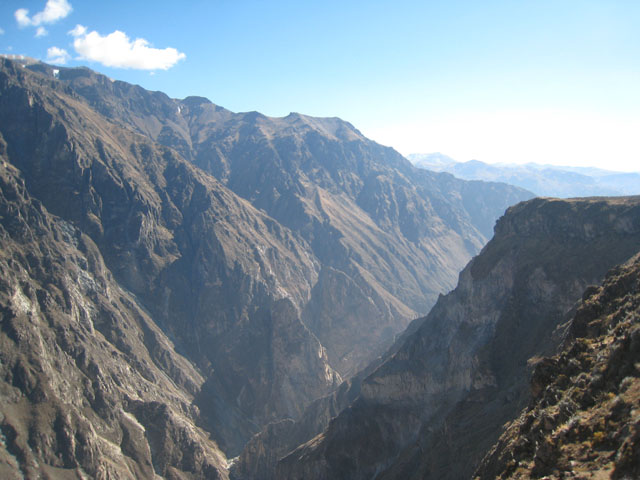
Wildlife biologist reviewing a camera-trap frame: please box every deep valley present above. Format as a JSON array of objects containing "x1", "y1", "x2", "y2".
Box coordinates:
[{"x1": 0, "y1": 56, "x2": 638, "y2": 480}]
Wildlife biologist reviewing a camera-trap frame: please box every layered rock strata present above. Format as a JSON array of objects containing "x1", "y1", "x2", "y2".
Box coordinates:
[
  {"x1": 43, "y1": 62, "x2": 532, "y2": 377},
  {"x1": 0, "y1": 58, "x2": 339, "y2": 456}
]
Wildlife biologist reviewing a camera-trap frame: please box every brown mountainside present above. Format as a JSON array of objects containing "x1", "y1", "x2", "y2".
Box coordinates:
[
  {"x1": 2, "y1": 56, "x2": 637, "y2": 479},
  {"x1": 271, "y1": 196, "x2": 640, "y2": 480},
  {"x1": 0, "y1": 154, "x2": 228, "y2": 478},
  {"x1": 0, "y1": 55, "x2": 531, "y2": 473},
  {"x1": 39, "y1": 62, "x2": 532, "y2": 376},
  {"x1": 0, "y1": 58, "x2": 339, "y2": 456},
  {"x1": 476, "y1": 252, "x2": 640, "y2": 479}
]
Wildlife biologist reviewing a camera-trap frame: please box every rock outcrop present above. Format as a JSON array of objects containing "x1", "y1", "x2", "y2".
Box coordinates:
[
  {"x1": 271, "y1": 196, "x2": 640, "y2": 479},
  {"x1": 2, "y1": 56, "x2": 639, "y2": 480},
  {"x1": 0, "y1": 157, "x2": 228, "y2": 478},
  {"x1": 475, "y1": 252, "x2": 640, "y2": 479},
  {"x1": 0, "y1": 57, "x2": 339, "y2": 456}
]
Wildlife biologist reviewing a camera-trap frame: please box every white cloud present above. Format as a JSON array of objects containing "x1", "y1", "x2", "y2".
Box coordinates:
[
  {"x1": 35, "y1": 26, "x2": 48, "y2": 37},
  {"x1": 47, "y1": 46, "x2": 70, "y2": 64},
  {"x1": 68, "y1": 24, "x2": 86, "y2": 37},
  {"x1": 69, "y1": 25, "x2": 186, "y2": 70},
  {"x1": 32, "y1": 0, "x2": 72, "y2": 25},
  {"x1": 0, "y1": 28, "x2": 5, "y2": 35},
  {"x1": 15, "y1": 9, "x2": 30, "y2": 28},
  {"x1": 15, "y1": 0, "x2": 72, "y2": 27}
]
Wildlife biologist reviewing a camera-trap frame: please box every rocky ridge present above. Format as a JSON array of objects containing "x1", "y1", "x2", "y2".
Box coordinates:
[
  {"x1": 1, "y1": 56, "x2": 638, "y2": 479},
  {"x1": 0, "y1": 57, "x2": 339, "y2": 456},
  {"x1": 39, "y1": 62, "x2": 532, "y2": 377},
  {"x1": 475, "y1": 252, "x2": 640, "y2": 479},
  {"x1": 269, "y1": 196, "x2": 640, "y2": 480}
]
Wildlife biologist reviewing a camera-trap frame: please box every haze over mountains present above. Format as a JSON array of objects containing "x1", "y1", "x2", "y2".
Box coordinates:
[
  {"x1": 1, "y1": 55, "x2": 639, "y2": 480},
  {"x1": 36, "y1": 60, "x2": 534, "y2": 380},
  {"x1": 410, "y1": 153, "x2": 640, "y2": 198}
]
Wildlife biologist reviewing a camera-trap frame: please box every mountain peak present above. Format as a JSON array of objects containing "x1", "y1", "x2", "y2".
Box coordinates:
[
  {"x1": 180, "y1": 95, "x2": 213, "y2": 106},
  {"x1": 279, "y1": 112, "x2": 365, "y2": 142}
]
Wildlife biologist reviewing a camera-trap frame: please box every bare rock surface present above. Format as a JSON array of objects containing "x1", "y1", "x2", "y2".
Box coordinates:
[
  {"x1": 0, "y1": 55, "x2": 534, "y2": 474},
  {"x1": 270, "y1": 196, "x2": 640, "y2": 480},
  {"x1": 476, "y1": 252, "x2": 640, "y2": 479},
  {"x1": 0, "y1": 57, "x2": 338, "y2": 458},
  {"x1": 0, "y1": 159, "x2": 228, "y2": 478},
  {"x1": 43, "y1": 61, "x2": 532, "y2": 378}
]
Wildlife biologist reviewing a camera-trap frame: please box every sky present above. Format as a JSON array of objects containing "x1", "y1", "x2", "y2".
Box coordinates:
[{"x1": 1, "y1": 0, "x2": 639, "y2": 173}]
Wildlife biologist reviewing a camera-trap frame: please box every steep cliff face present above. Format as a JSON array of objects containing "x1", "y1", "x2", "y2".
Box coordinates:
[
  {"x1": 475, "y1": 253, "x2": 640, "y2": 479},
  {"x1": 40, "y1": 63, "x2": 533, "y2": 377},
  {"x1": 232, "y1": 367, "x2": 370, "y2": 480},
  {"x1": 0, "y1": 56, "x2": 533, "y2": 467},
  {"x1": 0, "y1": 157, "x2": 228, "y2": 478},
  {"x1": 0, "y1": 58, "x2": 339, "y2": 455},
  {"x1": 167, "y1": 106, "x2": 532, "y2": 376},
  {"x1": 273, "y1": 196, "x2": 640, "y2": 480}
]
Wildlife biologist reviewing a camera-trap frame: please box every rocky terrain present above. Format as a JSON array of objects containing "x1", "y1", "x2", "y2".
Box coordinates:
[
  {"x1": 475, "y1": 252, "x2": 640, "y2": 479},
  {"x1": 0, "y1": 155, "x2": 228, "y2": 478},
  {"x1": 35, "y1": 61, "x2": 532, "y2": 377},
  {"x1": 265, "y1": 196, "x2": 640, "y2": 480},
  {"x1": 0, "y1": 57, "x2": 344, "y2": 456},
  {"x1": 1, "y1": 55, "x2": 639, "y2": 479},
  {"x1": 0, "y1": 55, "x2": 532, "y2": 476}
]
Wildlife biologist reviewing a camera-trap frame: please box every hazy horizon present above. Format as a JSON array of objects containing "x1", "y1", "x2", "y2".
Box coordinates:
[{"x1": 406, "y1": 151, "x2": 640, "y2": 174}]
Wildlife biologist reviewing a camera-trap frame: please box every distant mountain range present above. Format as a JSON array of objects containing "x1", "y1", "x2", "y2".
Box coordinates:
[{"x1": 409, "y1": 153, "x2": 640, "y2": 198}]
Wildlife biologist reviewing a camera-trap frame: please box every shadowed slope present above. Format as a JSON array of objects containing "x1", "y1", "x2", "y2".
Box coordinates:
[
  {"x1": 476, "y1": 252, "x2": 640, "y2": 479},
  {"x1": 273, "y1": 196, "x2": 640, "y2": 480},
  {"x1": 0, "y1": 156, "x2": 229, "y2": 478},
  {"x1": 44, "y1": 62, "x2": 532, "y2": 376},
  {"x1": 0, "y1": 57, "x2": 339, "y2": 455}
]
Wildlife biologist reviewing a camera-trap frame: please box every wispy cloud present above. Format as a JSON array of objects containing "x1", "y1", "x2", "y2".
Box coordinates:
[
  {"x1": 0, "y1": 28, "x2": 5, "y2": 35},
  {"x1": 15, "y1": 9, "x2": 31, "y2": 28},
  {"x1": 69, "y1": 24, "x2": 186, "y2": 70},
  {"x1": 35, "y1": 26, "x2": 48, "y2": 37},
  {"x1": 68, "y1": 24, "x2": 86, "y2": 37},
  {"x1": 15, "y1": 0, "x2": 72, "y2": 28},
  {"x1": 47, "y1": 46, "x2": 70, "y2": 64}
]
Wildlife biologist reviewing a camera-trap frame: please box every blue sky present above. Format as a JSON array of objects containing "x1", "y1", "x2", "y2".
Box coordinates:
[{"x1": 2, "y1": 0, "x2": 639, "y2": 172}]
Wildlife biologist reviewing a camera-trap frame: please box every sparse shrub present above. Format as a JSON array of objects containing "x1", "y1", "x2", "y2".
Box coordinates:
[
  {"x1": 619, "y1": 376, "x2": 634, "y2": 392},
  {"x1": 591, "y1": 430, "x2": 606, "y2": 446},
  {"x1": 556, "y1": 374, "x2": 569, "y2": 388}
]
